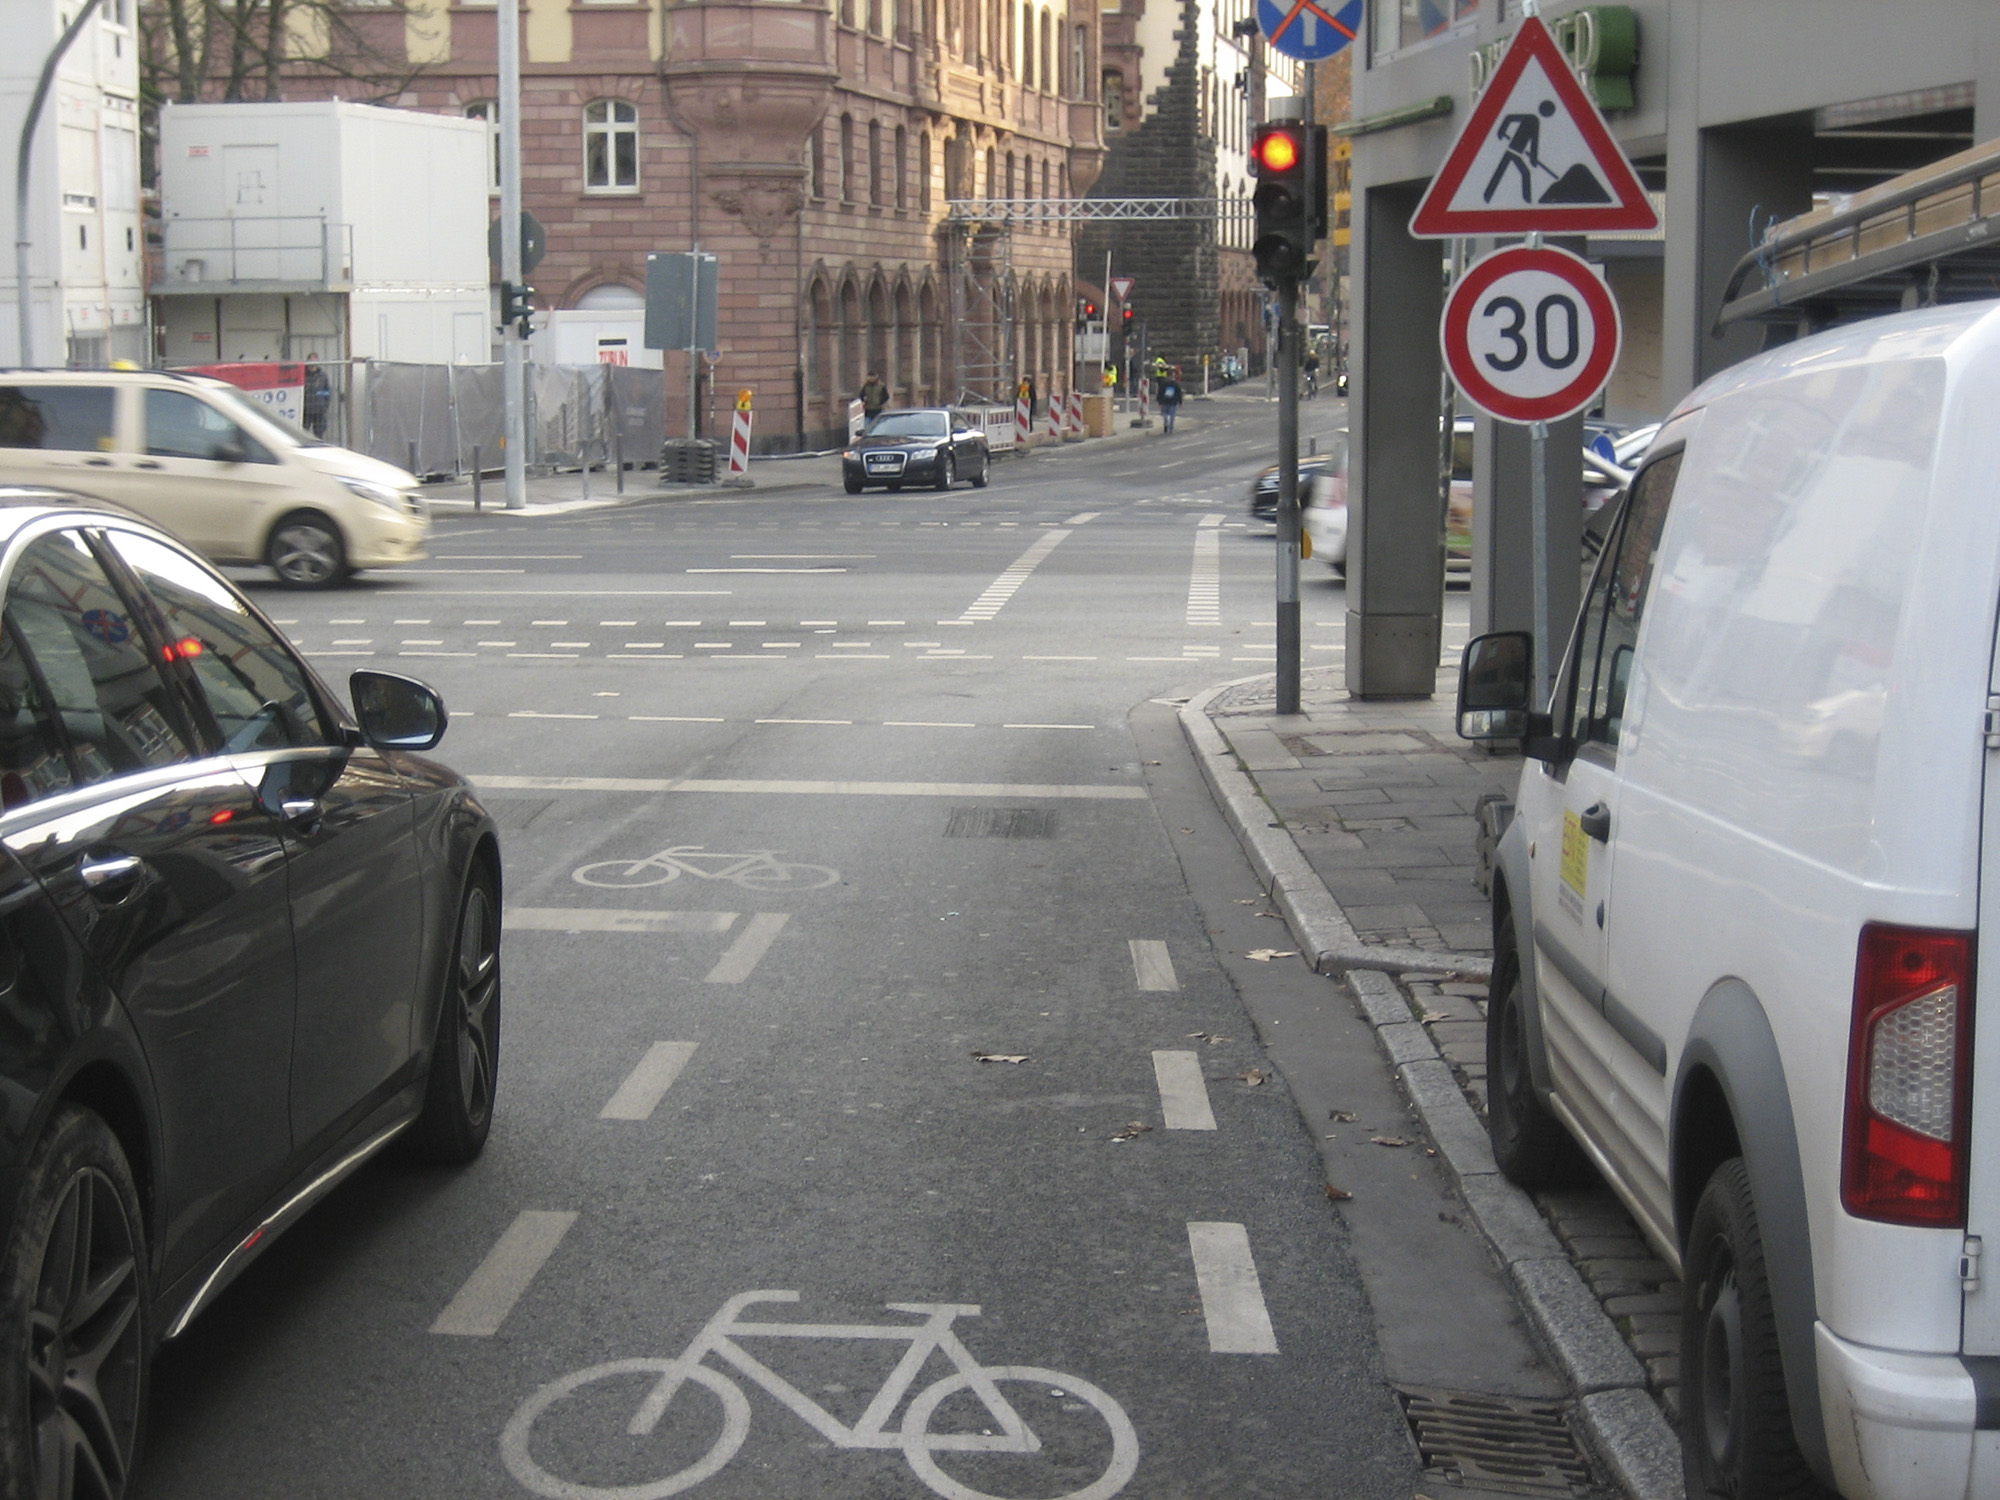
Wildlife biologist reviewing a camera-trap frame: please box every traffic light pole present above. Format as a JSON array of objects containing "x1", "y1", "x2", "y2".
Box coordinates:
[
  {"x1": 1275, "y1": 273, "x2": 1301, "y2": 716},
  {"x1": 498, "y1": 0, "x2": 528, "y2": 510}
]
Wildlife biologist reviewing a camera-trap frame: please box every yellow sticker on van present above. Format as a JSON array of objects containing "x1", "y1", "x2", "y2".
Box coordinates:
[{"x1": 1561, "y1": 809, "x2": 1589, "y2": 899}]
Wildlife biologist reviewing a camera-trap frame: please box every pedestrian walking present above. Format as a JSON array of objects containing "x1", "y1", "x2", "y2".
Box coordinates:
[
  {"x1": 858, "y1": 370, "x2": 889, "y2": 423},
  {"x1": 303, "y1": 360, "x2": 332, "y2": 437},
  {"x1": 1157, "y1": 373, "x2": 1183, "y2": 433}
]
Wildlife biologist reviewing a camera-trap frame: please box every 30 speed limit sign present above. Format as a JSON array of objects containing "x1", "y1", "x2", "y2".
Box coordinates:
[{"x1": 1441, "y1": 245, "x2": 1621, "y2": 424}]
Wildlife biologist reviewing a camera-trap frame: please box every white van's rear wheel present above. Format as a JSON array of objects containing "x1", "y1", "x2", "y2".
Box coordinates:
[{"x1": 268, "y1": 511, "x2": 348, "y2": 589}]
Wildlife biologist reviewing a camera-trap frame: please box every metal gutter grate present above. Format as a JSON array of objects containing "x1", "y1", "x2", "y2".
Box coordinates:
[
  {"x1": 945, "y1": 807, "x2": 1058, "y2": 839},
  {"x1": 1393, "y1": 1386, "x2": 1597, "y2": 1497}
]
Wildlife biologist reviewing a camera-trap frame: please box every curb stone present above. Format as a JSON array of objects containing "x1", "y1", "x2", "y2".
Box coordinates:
[{"x1": 1180, "y1": 677, "x2": 1684, "y2": 1500}]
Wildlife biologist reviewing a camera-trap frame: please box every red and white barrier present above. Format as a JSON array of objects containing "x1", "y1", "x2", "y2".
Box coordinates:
[
  {"x1": 1067, "y1": 389, "x2": 1083, "y2": 438},
  {"x1": 1045, "y1": 394, "x2": 1061, "y2": 444},
  {"x1": 1138, "y1": 380, "x2": 1150, "y2": 427},
  {"x1": 1015, "y1": 386, "x2": 1032, "y2": 448},
  {"x1": 729, "y1": 391, "x2": 753, "y2": 479}
]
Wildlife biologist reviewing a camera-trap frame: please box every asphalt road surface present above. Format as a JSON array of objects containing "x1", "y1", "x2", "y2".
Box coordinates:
[{"x1": 133, "y1": 392, "x2": 1451, "y2": 1500}]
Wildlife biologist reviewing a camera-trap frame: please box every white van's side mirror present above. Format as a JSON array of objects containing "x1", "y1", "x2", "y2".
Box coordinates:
[{"x1": 1458, "y1": 632, "x2": 1557, "y2": 757}]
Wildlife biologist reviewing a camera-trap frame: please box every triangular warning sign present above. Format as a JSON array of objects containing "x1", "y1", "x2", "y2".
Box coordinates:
[{"x1": 1409, "y1": 16, "x2": 1657, "y2": 237}]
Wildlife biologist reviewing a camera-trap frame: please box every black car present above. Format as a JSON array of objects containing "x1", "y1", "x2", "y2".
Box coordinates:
[
  {"x1": 1248, "y1": 455, "x2": 1332, "y2": 523},
  {"x1": 0, "y1": 490, "x2": 500, "y2": 1496},
  {"x1": 843, "y1": 408, "x2": 990, "y2": 492}
]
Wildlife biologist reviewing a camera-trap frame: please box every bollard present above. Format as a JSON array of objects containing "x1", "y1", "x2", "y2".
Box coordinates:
[
  {"x1": 473, "y1": 445, "x2": 482, "y2": 511},
  {"x1": 1309, "y1": 437, "x2": 1317, "y2": 456},
  {"x1": 407, "y1": 440, "x2": 417, "y2": 479},
  {"x1": 613, "y1": 414, "x2": 625, "y2": 494}
]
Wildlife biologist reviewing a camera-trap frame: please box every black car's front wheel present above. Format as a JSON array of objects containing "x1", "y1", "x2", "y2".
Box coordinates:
[
  {"x1": 0, "y1": 1106, "x2": 148, "y2": 1500},
  {"x1": 407, "y1": 867, "x2": 502, "y2": 1165},
  {"x1": 843, "y1": 476, "x2": 864, "y2": 494}
]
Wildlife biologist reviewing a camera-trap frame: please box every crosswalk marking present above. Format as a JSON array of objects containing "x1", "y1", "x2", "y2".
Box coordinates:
[
  {"x1": 431, "y1": 1211, "x2": 577, "y2": 1337},
  {"x1": 1186, "y1": 1222, "x2": 1279, "y2": 1354},
  {"x1": 601, "y1": 1042, "x2": 700, "y2": 1120},
  {"x1": 1187, "y1": 523, "x2": 1222, "y2": 627},
  {"x1": 1129, "y1": 940, "x2": 1179, "y2": 991},
  {"x1": 955, "y1": 529, "x2": 1072, "y2": 622},
  {"x1": 1152, "y1": 1051, "x2": 1217, "y2": 1131}
]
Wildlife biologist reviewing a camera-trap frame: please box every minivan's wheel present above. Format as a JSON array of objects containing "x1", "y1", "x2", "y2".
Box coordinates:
[
  {"x1": 1682, "y1": 1159, "x2": 1825, "y2": 1500},
  {"x1": 934, "y1": 454, "x2": 955, "y2": 492},
  {"x1": 267, "y1": 511, "x2": 348, "y2": 589},
  {"x1": 407, "y1": 868, "x2": 501, "y2": 1165},
  {"x1": 1486, "y1": 921, "x2": 1589, "y2": 1187},
  {"x1": 0, "y1": 1107, "x2": 148, "y2": 1500},
  {"x1": 970, "y1": 452, "x2": 989, "y2": 488}
]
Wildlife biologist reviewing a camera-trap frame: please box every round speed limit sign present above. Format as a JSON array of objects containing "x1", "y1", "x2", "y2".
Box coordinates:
[{"x1": 1441, "y1": 245, "x2": 1621, "y2": 424}]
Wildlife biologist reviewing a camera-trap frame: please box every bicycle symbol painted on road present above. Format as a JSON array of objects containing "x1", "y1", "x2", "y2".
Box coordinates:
[
  {"x1": 501, "y1": 1291, "x2": 1140, "y2": 1500},
  {"x1": 571, "y1": 847, "x2": 839, "y2": 893}
]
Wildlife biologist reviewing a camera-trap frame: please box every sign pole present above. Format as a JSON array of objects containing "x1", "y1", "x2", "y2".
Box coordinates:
[
  {"x1": 1523, "y1": 228, "x2": 1548, "y2": 712},
  {"x1": 1276, "y1": 273, "x2": 1301, "y2": 716},
  {"x1": 498, "y1": 0, "x2": 527, "y2": 510},
  {"x1": 687, "y1": 243, "x2": 700, "y2": 440}
]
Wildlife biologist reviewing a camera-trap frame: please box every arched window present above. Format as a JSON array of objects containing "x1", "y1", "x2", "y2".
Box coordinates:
[
  {"x1": 920, "y1": 131, "x2": 933, "y2": 210},
  {"x1": 1039, "y1": 11, "x2": 1052, "y2": 93},
  {"x1": 1102, "y1": 71, "x2": 1123, "y2": 132},
  {"x1": 841, "y1": 114, "x2": 856, "y2": 202},
  {"x1": 1004, "y1": 151, "x2": 1015, "y2": 200},
  {"x1": 463, "y1": 100, "x2": 500, "y2": 193},
  {"x1": 1020, "y1": 3, "x2": 1034, "y2": 87},
  {"x1": 895, "y1": 126, "x2": 909, "y2": 209},
  {"x1": 1072, "y1": 23, "x2": 1088, "y2": 98},
  {"x1": 808, "y1": 127, "x2": 825, "y2": 199},
  {"x1": 583, "y1": 99, "x2": 639, "y2": 191},
  {"x1": 869, "y1": 120, "x2": 883, "y2": 205},
  {"x1": 984, "y1": 146, "x2": 995, "y2": 196}
]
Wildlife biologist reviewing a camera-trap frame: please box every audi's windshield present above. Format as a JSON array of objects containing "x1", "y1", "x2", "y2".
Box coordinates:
[{"x1": 867, "y1": 412, "x2": 949, "y2": 438}]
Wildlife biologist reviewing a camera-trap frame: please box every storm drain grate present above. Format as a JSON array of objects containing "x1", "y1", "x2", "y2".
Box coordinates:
[
  {"x1": 1392, "y1": 1386, "x2": 1596, "y2": 1497},
  {"x1": 945, "y1": 807, "x2": 1058, "y2": 839},
  {"x1": 481, "y1": 797, "x2": 556, "y2": 832}
]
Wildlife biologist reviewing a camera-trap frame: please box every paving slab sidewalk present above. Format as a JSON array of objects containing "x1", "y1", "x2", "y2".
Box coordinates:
[{"x1": 1181, "y1": 665, "x2": 1686, "y2": 1500}]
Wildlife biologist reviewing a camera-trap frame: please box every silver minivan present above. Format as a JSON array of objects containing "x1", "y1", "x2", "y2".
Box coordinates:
[
  {"x1": 0, "y1": 369, "x2": 428, "y2": 588},
  {"x1": 1459, "y1": 299, "x2": 2000, "y2": 1500}
]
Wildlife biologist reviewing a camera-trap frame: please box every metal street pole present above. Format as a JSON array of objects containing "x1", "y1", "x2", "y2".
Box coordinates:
[
  {"x1": 14, "y1": 0, "x2": 105, "y2": 366},
  {"x1": 1275, "y1": 273, "x2": 1301, "y2": 716},
  {"x1": 498, "y1": 0, "x2": 527, "y2": 509}
]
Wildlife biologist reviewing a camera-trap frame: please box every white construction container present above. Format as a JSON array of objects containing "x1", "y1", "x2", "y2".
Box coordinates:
[{"x1": 154, "y1": 101, "x2": 489, "y2": 367}]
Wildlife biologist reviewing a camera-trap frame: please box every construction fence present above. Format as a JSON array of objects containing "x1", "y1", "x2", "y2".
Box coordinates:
[{"x1": 292, "y1": 360, "x2": 667, "y2": 481}]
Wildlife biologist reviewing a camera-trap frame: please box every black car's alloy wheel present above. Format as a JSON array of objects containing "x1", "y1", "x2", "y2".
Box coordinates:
[
  {"x1": 408, "y1": 869, "x2": 501, "y2": 1164},
  {"x1": 0, "y1": 1107, "x2": 147, "y2": 1500},
  {"x1": 970, "y1": 453, "x2": 989, "y2": 488},
  {"x1": 934, "y1": 454, "x2": 955, "y2": 492},
  {"x1": 267, "y1": 511, "x2": 347, "y2": 589},
  {"x1": 1681, "y1": 1158, "x2": 1826, "y2": 1500}
]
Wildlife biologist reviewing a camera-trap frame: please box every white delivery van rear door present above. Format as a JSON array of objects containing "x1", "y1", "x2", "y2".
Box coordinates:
[{"x1": 1962, "y1": 622, "x2": 2000, "y2": 1353}]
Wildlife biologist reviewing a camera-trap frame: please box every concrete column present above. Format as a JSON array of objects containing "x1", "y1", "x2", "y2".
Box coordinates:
[
  {"x1": 1468, "y1": 412, "x2": 1583, "y2": 648},
  {"x1": 1346, "y1": 180, "x2": 1444, "y2": 698},
  {"x1": 1691, "y1": 120, "x2": 1814, "y2": 384}
]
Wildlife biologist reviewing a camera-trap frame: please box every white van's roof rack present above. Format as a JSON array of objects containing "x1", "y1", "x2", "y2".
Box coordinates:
[{"x1": 1716, "y1": 136, "x2": 2000, "y2": 334}]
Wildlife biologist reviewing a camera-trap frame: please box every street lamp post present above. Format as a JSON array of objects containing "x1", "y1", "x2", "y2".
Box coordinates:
[{"x1": 14, "y1": 0, "x2": 106, "y2": 366}]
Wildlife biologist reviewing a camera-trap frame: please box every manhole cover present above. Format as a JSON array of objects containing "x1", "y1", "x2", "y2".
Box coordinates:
[
  {"x1": 1393, "y1": 1386, "x2": 1596, "y2": 1496},
  {"x1": 945, "y1": 807, "x2": 1057, "y2": 839}
]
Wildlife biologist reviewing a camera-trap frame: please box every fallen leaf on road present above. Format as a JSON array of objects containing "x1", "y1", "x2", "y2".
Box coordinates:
[
  {"x1": 1328, "y1": 1109, "x2": 1358, "y2": 1123},
  {"x1": 1370, "y1": 1135, "x2": 1410, "y2": 1148},
  {"x1": 1243, "y1": 949, "x2": 1297, "y2": 962},
  {"x1": 972, "y1": 1052, "x2": 1029, "y2": 1064},
  {"x1": 1419, "y1": 1010, "x2": 1450, "y2": 1024},
  {"x1": 1236, "y1": 1068, "x2": 1271, "y2": 1087},
  {"x1": 1233, "y1": 898, "x2": 1260, "y2": 905},
  {"x1": 1180, "y1": 827, "x2": 1194, "y2": 834},
  {"x1": 1325, "y1": 1183, "x2": 1353, "y2": 1202},
  {"x1": 1110, "y1": 1121, "x2": 1153, "y2": 1141},
  {"x1": 1187, "y1": 1031, "x2": 1231, "y2": 1046}
]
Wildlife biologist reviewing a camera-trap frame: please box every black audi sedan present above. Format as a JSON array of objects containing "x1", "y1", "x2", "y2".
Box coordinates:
[
  {"x1": 842, "y1": 408, "x2": 990, "y2": 492},
  {"x1": 0, "y1": 489, "x2": 500, "y2": 1496}
]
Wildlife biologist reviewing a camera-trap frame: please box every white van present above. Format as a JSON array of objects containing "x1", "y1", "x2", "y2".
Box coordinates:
[
  {"x1": 1457, "y1": 299, "x2": 2000, "y2": 1500},
  {"x1": 0, "y1": 370, "x2": 428, "y2": 588}
]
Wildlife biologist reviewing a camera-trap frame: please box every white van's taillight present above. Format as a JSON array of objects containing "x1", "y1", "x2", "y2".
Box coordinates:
[{"x1": 1842, "y1": 924, "x2": 1975, "y2": 1226}]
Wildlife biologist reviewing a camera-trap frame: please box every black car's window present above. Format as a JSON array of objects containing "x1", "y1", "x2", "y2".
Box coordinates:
[
  {"x1": 5, "y1": 532, "x2": 198, "y2": 782},
  {"x1": 143, "y1": 389, "x2": 275, "y2": 464},
  {"x1": 0, "y1": 618, "x2": 76, "y2": 809},
  {"x1": 1573, "y1": 451, "x2": 1682, "y2": 751},
  {"x1": 98, "y1": 530, "x2": 328, "y2": 753},
  {"x1": 0, "y1": 385, "x2": 116, "y2": 452},
  {"x1": 867, "y1": 412, "x2": 949, "y2": 438}
]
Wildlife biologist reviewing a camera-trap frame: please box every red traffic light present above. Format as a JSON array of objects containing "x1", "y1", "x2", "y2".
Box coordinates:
[
  {"x1": 1254, "y1": 129, "x2": 1301, "y2": 174},
  {"x1": 1121, "y1": 307, "x2": 1134, "y2": 323},
  {"x1": 1084, "y1": 302, "x2": 1098, "y2": 317}
]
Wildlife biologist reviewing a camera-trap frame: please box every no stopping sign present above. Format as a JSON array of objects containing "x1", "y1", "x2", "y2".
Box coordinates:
[{"x1": 1441, "y1": 245, "x2": 1621, "y2": 424}]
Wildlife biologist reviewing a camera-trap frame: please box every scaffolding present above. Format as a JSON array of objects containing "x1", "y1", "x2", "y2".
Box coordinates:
[{"x1": 941, "y1": 197, "x2": 1253, "y2": 403}]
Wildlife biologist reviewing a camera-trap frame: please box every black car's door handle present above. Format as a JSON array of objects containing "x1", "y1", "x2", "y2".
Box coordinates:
[
  {"x1": 77, "y1": 851, "x2": 145, "y2": 895},
  {"x1": 280, "y1": 798, "x2": 324, "y2": 832},
  {"x1": 1579, "y1": 802, "x2": 1611, "y2": 842}
]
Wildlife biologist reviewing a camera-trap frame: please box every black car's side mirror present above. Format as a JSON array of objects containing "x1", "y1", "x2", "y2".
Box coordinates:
[
  {"x1": 1458, "y1": 632, "x2": 1555, "y2": 755},
  {"x1": 351, "y1": 669, "x2": 447, "y2": 751}
]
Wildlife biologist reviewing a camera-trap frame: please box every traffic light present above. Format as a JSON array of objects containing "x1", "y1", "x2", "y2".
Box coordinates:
[
  {"x1": 1077, "y1": 298, "x2": 1098, "y2": 332},
  {"x1": 1251, "y1": 122, "x2": 1327, "y2": 286},
  {"x1": 500, "y1": 280, "x2": 536, "y2": 338},
  {"x1": 1121, "y1": 306, "x2": 1135, "y2": 325}
]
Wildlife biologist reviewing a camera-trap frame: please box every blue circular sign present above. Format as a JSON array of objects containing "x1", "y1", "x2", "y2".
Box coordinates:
[
  {"x1": 1256, "y1": 0, "x2": 1363, "y2": 60},
  {"x1": 80, "y1": 608, "x2": 129, "y2": 646}
]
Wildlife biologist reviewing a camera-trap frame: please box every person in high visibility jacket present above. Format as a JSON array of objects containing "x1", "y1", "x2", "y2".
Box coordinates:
[{"x1": 1103, "y1": 365, "x2": 1119, "y2": 389}]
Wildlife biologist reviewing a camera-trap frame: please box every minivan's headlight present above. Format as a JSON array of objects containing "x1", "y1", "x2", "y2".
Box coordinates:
[{"x1": 339, "y1": 476, "x2": 405, "y2": 511}]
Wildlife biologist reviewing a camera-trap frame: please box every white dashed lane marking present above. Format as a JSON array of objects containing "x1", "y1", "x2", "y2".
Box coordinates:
[
  {"x1": 1186, "y1": 1222, "x2": 1279, "y2": 1354},
  {"x1": 1129, "y1": 940, "x2": 1179, "y2": 991},
  {"x1": 1153, "y1": 1052, "x2": 1217, "y2": 1131},
  {"x1": 705, "y1": 912, "x2": 790, "y2": 984},
  {"x1": 430, "y1": 1211, "x2": 577, "y2": 1337},
  {"x1": 600, "y1": 1042, "x2": 700, "y2": 1121}
]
